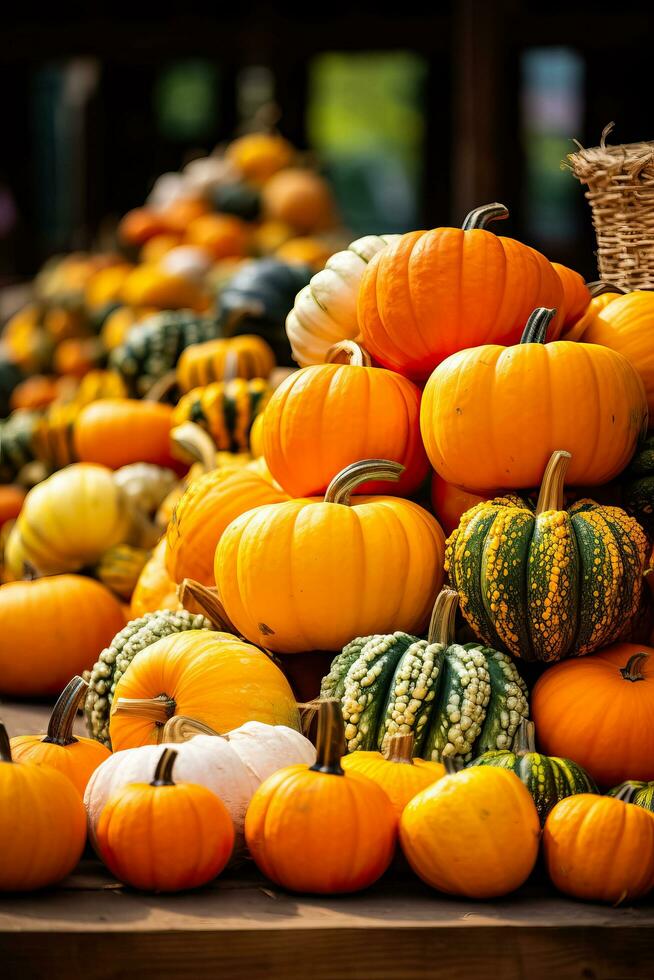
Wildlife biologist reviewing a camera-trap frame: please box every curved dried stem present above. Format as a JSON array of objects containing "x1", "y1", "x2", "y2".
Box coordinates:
[
  {"x1": 520, "y1": 307, "x2": 557, "y2": 345},
  {"x1": 178, "y1": 578, "x2": 238, "y2": 634},
  {"x1": 620, "y1": 653, "x2": 649, "y2": 682},
  {"x1": 427, "y1": 588, "x2": 459, "y2": 645},
  {"x1": 170, "y1": 422, "x2": 217, "y2": 473},
  {"x1": 461, "y1": 203, "x2": 509, "y2": 231},
  {"x1": 324, "y1": 341, "x2": 372, "y2": 368},
  {"x1": 43, "y1": 676, "x2": 87, "y2": 747},
  {"x1": 151, "y1": 748, "x2": 178, "y2": 786},
  {"x1": 310, "y1": 699, "x2": 345, "y2": 776},
  {"x1": 385, "y1": 733, "x2": 415, "y2": 765},
  {"x1": 324, "y1": 459, "x2": 404, "y2": 506},
  {"x1": 535, "y1": 451, "x2": 571, "y2": 515},
  {"x1": 161, "y1": 715, "x2": 225, "y2": 743}
]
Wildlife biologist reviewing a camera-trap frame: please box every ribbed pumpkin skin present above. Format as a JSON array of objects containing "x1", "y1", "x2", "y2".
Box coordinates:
[
  {"x1": 177, "y1": 335, "x2": 275, "y2": 391},
  {"x1": 262, "y1": 365, "x2": 430, "y2": 497},
  {"x1": 531, "y1": 644, "x2": 654, "y2": 787},
  {"x1": 358, "y1": 228, "x2": 564, "y2": 381},
  {"x1": 341, "y1": 751, "x2": 445, "y2": 821},
  {"x1": 166, "y1": 468, "x2": 288, "y2": 586},
  {"x1": 131, "y1": 539, "x2": 180, "y2": 617},
  {"x1": 447, "y1": 496, "x2": 648, "y2": 662},
  {"x1": 400, "y1": 768, "x2": 540, "y2": 898},
  {"x1": 608, "y1": 781, "x2": 654, "y2": 812},
  {"x1": 551, "y1": 262, "x2": 591, "y2": 328},
  {"x1": 543, "y1": 794, "x2": 654, "y2": 903},
  {"x1": 74, "y1": 400, "x2": 177, "y2": 471},
  {"x1": 0, "y1": 576, "x2": 126, "y2": 696},
  {"x1": 0, "y1": 754, "x2": 87, "y2": 891},
  {"x1": 10, "y1": 734, "x2": 110, "y2": 798},
  {"x1": 245, "y1": 765, "x2": 396, "y2": 894},
  {"x1": 421, "y1": 341, "x2": 647, "y2": 492},
  {"x1": 172, "y1": 378, "x2": 272, "y2": 452},
  {"x1": 109, "y1": 630, "x2": 300, "y2": 750},
  {"x1": 582, "y1": 292, "x2": 654, "y2": 420},
  {"x1": 430, "y1": 473, "x2": 484, "y2": 536},
  {"x1": 560, "y1": 292, "x2": 619, "y2": 342},
  {"x1": 216, "y1": 497, "x2": 444, "y2": 654}
]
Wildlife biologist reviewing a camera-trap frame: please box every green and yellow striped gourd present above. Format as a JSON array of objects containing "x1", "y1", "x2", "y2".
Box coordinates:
[
  {"x1": 468, "y1": 718, "x2": 597, "y2": 824},
  {"x1": 607, "y1": 781, "x2": 654, "y2": 813},
  {"x1": 0, "y1": 411, "x2": 38, "y2": 483},
  {"x1": 320, "y1": 589, "x2": 529, "y2": 765},
  {"x1": 84, "y1": 609, "x2": 212, "y2": 746},
  {"x1": 446, "y1": 450, "x2": 648, "y2": 663},
  {"x1": 172, "y1": 377, "x2": 272, "y2": 452},
  {"x1": 96, "y1": 544, "x2": 152, "y2": 600}
]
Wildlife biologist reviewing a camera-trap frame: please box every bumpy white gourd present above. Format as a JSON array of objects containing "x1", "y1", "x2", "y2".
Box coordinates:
[
  {"x1": 84, "y1": 721, "x2": 315, "y2": 851},
  {"x1": 285, "y1": 234, "x2": 400, "y2": 366}
]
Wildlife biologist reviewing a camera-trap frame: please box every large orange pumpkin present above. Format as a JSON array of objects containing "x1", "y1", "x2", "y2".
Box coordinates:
[
  {"x1": 430, "y1": 473, "x2": 484, "y2": 536},
  {"x1": 74, "y1": 399, "x2": 177, "y2": 471},
  {"x1": 532, "y1": 643, "x2": 654, "y2": 788},
  {"x1": 167, "y1": 466, "x2": 288, "y2": 586},
  {"x1": 0, "y1": 575, "x2": 126, "y2": 696},
  {"x1": 262, "y1": 342, "x2": 430, "y2": 497},
  {"x1": 358, "y1": 203, "x2": 564, "y2": 381},
  {"x1": 560, "y1": 290, "x2": 620, "y2": 342},
  {"x1": 551, "y1": 262, "x2": 590, "y2": 328},
  {"x1": 421, "y1": 307, "x2": 648, "y2": 491},
  {"x1": 215, "y1": 459, "x2": 445, "y2": 654},
  {"x1": 109, "y1": 629, "x2": 300, "y2": 750},
  {"x1": 581, "y1": 291, "x2": 654, "y2": 421}
]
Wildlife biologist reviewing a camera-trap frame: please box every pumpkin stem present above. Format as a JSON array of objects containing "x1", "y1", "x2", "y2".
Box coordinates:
[
  {"x1": 620, "y1": 652, "x2": 649, "y2": 682},
  {"x1": 461, "y1": 202, "x2": 509, "y2": 231},
  {"x1": 22, "y1": 561, "x2": 42, "y2": 581},
  {"x1": 512, "y1": 718, "x2": 537, "y2": 757},
  {"x1": 519, "y1": 307, "x2": 558, "y2": 345},
  {"x1": 611, "y1": 782, "x2": 640, "y2": 804},
  {"x1": 310, "y1": 699, "x2": 345, "y2": 776},
  {"x1": 586, "y1": 280, "x2": 629, "y2": 298},
  {"x1": 535, "y1": 450, "x2": 571, "y2": 515},
  {"x1": 151, "y1": 748, "x2": 178, "y2": 787},
  {"x1": 113, "y1": 696, "x2": 177, "y2": 731},
  {"x1": 161, "y1": 715, "x2": 225, "y2": 743},
  {"x1": 324, "y1": 341, "x2": 373, "y2": 368},
  {"x1": 0, "y1": 722, "x2": 12, "y2": 763},
  {"x1": 427, "y1": 588, "x2": 459, "y2": 645},
  {"x1": 385, "y1": 733, "x2": 415, "y2": 765},
  {"x1": 43, "y1": 675, "x2": 87, "y2": 747},
  {"x1": 178, "y1": 578, "x2": 238, "y2": 634},
  {"x1": 144, "y1": 371, "x2": 178, "y2": 404},
  {"x1": 170, "y1": 422, "x2": 217, "y2": 474},
  {"x1": 443, "y1": 755, "x2": 463, "y2": 774},
  {"x1": 324, "y1": 459, "x2": 405, "y2": 506}
]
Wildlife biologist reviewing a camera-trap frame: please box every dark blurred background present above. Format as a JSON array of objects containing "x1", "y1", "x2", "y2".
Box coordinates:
[{"x1": 1, "y1": 0, "x2": 652, "y2": 282}]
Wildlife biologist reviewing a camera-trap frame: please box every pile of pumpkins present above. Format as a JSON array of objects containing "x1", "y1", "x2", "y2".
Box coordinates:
[{"x1": 2, "y1": 192, "x2": 654, "y2": 906}]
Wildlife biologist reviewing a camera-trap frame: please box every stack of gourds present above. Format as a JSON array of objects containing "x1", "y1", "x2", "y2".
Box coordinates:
[{"x1": 2, "y1": 194, "x2": 654, "y2": 906}]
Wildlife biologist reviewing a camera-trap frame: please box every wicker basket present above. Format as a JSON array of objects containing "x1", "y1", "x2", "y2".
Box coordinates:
[{"x1": 567, "y1": 123, "x2": 654, "y2": 290}]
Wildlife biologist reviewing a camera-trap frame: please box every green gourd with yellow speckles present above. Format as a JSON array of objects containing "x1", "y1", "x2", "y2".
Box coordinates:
[
  {"x1": 320, "y1": 589, "x2": 528, "y2": 766},
  {"x1": 468, "y1": 718, "x2": 597, "y2": 824},
  {"x1": 446, "y1": 450, "x2": 648, "y2": 663}
]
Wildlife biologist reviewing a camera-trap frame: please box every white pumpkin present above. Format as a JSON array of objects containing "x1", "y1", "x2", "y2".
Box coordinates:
[
  {"x1": 183, "y1": 155, "x2": 241, "y2": 197},
  {"x1": 160, "y1": 245, "x2": 214, "y2": 283},
  {"x1": 285, "y1": 234, "x2": 401, "y2": 366},
  {"x1": 84, "y1": 721, "x2": 315, "y2": 851},
  {"x1": 147, "y1": 172, "x2": 189, "y2": 212}
]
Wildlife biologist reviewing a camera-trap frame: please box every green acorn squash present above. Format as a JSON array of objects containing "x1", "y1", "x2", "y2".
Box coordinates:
[
  {"x1": 211, "y1": 182, "x2": 261, "y2": 222},
  {"x1": 607, "y1": 780, "x2": 654, "y2": 812}
]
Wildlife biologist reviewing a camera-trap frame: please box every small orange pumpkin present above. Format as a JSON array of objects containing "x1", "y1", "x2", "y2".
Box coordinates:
[
  {"x1": 560, "y1": 290, "x2": 620, "y2": 342},
  {"x1": 74, "y1": 399, "x2": 177, "y2": 471},
  {"x1": 118, "y1": 208, "x2": 167, "y2": 246},
  {"x1": 186, "y1": 213, "x2": 250, "y2": 260},
  {"x1": 543, "y1": 793, "x2": 654, "y2": 904},
  {"x1": 0, "y1": 485, "x2": 25, "y2": 528},
  {"x1": 0, "y1": 721, "x2": 87, "y2": 891},
  {"x1": 227, "y1": 133, "x2": 294, "y2": 184},
  {"x1": 245, "y1": 700, "x2": 396, "y2": 894},
  {"x1": 551, "y1": 262, "x2": 590, "y2": 328},
  {"x1": 10, "y1": 375, "x2": 61, "y2": 411},
  {"x1": 54, "y1": 337, "x2": 104, "y2": 378},
  {"x1": 96, "y1": 747, "x2": 234, "y2": 892},
  {"x1": 131, "y1": 538, "x2": 180, "y2": 617},
  {"x1": 262, "y1": 169, "x2": 335, "y2": 234},
  {"x1": 430, "y1": 473, "x2": 485, "y2": 536},
  {"x1": 10, "y1": 676, "x2": 111, "y2": 797}
]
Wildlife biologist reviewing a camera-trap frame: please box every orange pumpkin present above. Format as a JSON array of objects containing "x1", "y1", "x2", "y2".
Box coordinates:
[
  {"x1": 96, "y1": 747, "x2": 234, "y2": 892},
  {"x1": 0, "y1": 485, "x2": 25, "y2": 527},
  {"x1": 532, "y1": 643, "x2": 654, "y2": 788},
  {"x1": 227, "y1": 133, "x2": 294, "y2": 184},
  {"x1": 560, "y1": 290, "x2": 620, "y2": 342},
  {"x1": 581, "y1": 291, "x2": 654, "y2": 421},
  {"x1": 215, "y1": 459, "x2": 445, "y2": 654},
  {"x1": 85, "y1": 263, "x2": 133, "y2": 311},
  {"x1": 167, "y1": 466, "x2": 288, "y2": 586},
  {"x1": 276, "y1": 236, "x2": 334, "y2": 269},
  {"x1": 140, "y1": 233, "x2": 182, "y2": 264},
  {"x1": 131, "y1": 538, "x2": 180, "y2": 617},
  {"x1": 0, "y1": 575, "x2": 126, "y2": 696},
  {"x1": 421, "y1": 307, "x2": 648, "y2": 491},
  {"x1": 400, "y1": 766, "x2": 540, "y2": 898},
  {"x1": 358, "y1": 203, "x2": 565, "y2": 381},
  {"x1": 160, "y1": 197, "x2": 209, "y2": 234},
  {"x1": 0, "y1": 722, "x2": 87, "y2": 891},
  {"x1": 74, "y1": 399, "x2": 176, "y2": 471},
  {"x1": 245, "y1": 699, "x2": 396, "y2": 894},
  {"x1": 109, "y1": 629, "x2": 300, "y2": 751},
  {"x1": 10, "y1": 676, "x2": 110, "y2": 797},
  {"x1": 10, "y1": 375, "x2": 61, "y2": 411},
  {"x1": 54, "y1": 337, "x2": 104, "y2": 378},
  {"x1": 551, "y1": 262, "x2": 590, "y2": 328},
  {"x1": 118, "y1": 208, "x2": 167, "y2": 246},
  {"x1": 262, "y1": 169, "x2": 335, "y2": 234},
  {"x1": 543, "y1": 793, "x2": 654, "y2": 904},
  {"x1": 342, "y1": 733, "x2": 445, "y2": 823},
  {"x1": 262, "y1": 342, "x2": 430, "y2": 498},
  {"x1": 430, "y1": 473, "x2": 485, "y2": 536},
  {"x1": 121, "y1": 264, "x2": 204, "y2": 309},
  {"x1": 186, "y1": 213, "x2": 250, "y2": 260}
]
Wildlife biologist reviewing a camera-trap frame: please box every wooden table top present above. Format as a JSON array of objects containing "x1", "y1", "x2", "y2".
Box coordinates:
[{"x1": 1, "y1": 700, "x2": 652, "y2": 980}]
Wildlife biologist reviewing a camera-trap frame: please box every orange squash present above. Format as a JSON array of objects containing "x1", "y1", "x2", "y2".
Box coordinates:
[
  {"x1": 10, "y1": 375, "x2": 61, "y2": 411},
  {"x1": 54, "y1": 337, "x2": 104, "y2": 378},
  {"x1": 551, "y1": 262, "x2": 591, "y2": 328},
  {"x1": 131, "y1": 538, "x2": 180, "y2": 616},
  {"x1": 118, "y1": 208, "x2": 167, "y2": 246},
  {"x1": 262, "y1": 169, "x2": 335, "y2": 234},
  {"x1": 245, "y1": 700, "x2": 396, "y2": 894},
  {"x1": 430, "y1": 473, "x2": 485, "y2": 536},
  {"x1": 0, "y1": 485, "x2": 25, "y2": 527},
  {"x1": 186, "y1": 213, "x2": 250, "y2": 260},
  {"x1": 560, "y1": 290, "x2": 619, "y2": 342},
  {"x1": 0, "y1": 722, "x2": 87, "y2": 891},
  {"x1": 544, "y1": 793, "x2": 654, "y2": 904},
  {"x1": 227, "y1": 133, "x2": 294, "y2": 184},
  {"x1": 74, "y1": 399, "x2": 176, "y2": 471},
  {"x1": 121, "y1": 264, "x2": 204, "y2": 309},
  {"x1": 532, "y1": 643, "x2": 654, "y2": 787},
  {"x1": 140, "y1": 233, "x2": 182, "y2": 264},
  {"x1": 10, "y1": 676, "x2": 110, "y2": 797},
  {"x1": 358, "y1": 203, "x2": 564, "y2": 381},
  {"x1": 276, "y1": 236, "x2": 334, "y2": 270},
  {"x1": 96, "y1": 747, "x2": 234, "y2": 892},
  {"x1": 215, "y1": 459, "x2": 445, "y2": 654},
  {"x1": 421, "y1": 307, "x2": 648, "y2": 491},
  {"x1": 0, "y1": 575, "x2": 126, "y2": 696},
  {"x1": 262, "y1": 342, "x2": 430, "y2": 498},
  {"x1": 167, "y1": 466, "x2": 288, "y2": 586},
  {"x1": 160, "y1": 197, "x2": 209, "y2": 235}
]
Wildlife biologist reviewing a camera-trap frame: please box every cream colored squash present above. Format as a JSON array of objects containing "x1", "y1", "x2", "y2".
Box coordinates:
[{"x1": 285, "y1": 234, "x2": 401, "y2": 366}]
